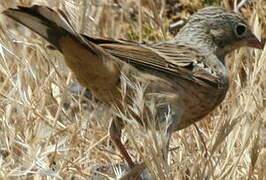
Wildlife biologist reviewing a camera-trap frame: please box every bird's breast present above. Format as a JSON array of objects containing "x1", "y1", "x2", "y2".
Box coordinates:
[{"x1": 173, "y1": 77, "x2": 229, "y2": 130}]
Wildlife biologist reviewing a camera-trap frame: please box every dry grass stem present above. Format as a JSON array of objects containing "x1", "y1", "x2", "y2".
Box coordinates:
[{"x1": 0, "y1": 0, "x2": 265, "y2": 179}]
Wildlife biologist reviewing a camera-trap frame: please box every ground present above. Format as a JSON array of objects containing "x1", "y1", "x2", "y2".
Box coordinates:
[{"x1": 0, "y1": 0, "x2": 265, "y2": 179}]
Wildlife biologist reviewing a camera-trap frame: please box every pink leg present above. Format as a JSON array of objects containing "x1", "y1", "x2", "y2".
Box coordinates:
[{"x1": 109, "y1": 118, "x2": 135, "y2": 168}]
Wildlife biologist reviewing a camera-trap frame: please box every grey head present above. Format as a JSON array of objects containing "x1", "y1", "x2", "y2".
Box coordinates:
[{"x1": 174, "y1": 6, "x2": 262, "y2": 62}]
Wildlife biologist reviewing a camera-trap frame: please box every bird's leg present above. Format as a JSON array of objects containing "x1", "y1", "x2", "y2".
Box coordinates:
[{"x1": 109, "y1": 118, "x2": 135, "y2": 168}]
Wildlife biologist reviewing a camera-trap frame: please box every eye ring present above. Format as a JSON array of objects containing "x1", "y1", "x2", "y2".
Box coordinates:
[{"x1": 235, "y1": 24, "x2": 247, "y2": 37}]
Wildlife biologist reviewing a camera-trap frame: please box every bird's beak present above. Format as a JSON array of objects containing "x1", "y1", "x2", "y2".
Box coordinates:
[{"x1": 246, "y1": 34, "x2": 264, "y2": 49}]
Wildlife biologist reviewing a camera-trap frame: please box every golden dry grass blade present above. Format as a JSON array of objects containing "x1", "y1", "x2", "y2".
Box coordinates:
[{"x1": 0, "y1": 0, "x2": 265, "y2": 179}]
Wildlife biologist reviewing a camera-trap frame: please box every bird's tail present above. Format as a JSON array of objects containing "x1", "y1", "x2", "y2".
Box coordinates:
[
  {"x1": 3, "y1": 5, "x2": 75, "y2": 49},
  {"x1": 3, "y1": 5, "x2": 125, "y2": 104}
]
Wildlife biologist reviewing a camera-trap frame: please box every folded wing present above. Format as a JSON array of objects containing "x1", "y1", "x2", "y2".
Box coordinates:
[{"x1": 83, "y1": 35, "x2": 221, "y2": 88}]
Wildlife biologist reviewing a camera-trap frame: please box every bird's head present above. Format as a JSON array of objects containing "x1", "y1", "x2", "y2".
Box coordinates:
[{"x1": 177, "y1": 6, "x2": 263, "y2": 60}]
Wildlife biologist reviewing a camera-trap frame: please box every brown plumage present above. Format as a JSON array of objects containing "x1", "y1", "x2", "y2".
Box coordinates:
[{"x1": 3, "y1": 5, "x2": 263, "y2": 169}]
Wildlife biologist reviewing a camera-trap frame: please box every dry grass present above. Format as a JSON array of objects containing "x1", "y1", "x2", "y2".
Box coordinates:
[{"x1": 0, "y1": 0, "x2": 265, "y2": 179}]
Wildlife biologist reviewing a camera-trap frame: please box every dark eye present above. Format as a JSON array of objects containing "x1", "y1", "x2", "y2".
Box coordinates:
[{"x1": 235, "y1": 24, "x2": 246, "y2": 37}]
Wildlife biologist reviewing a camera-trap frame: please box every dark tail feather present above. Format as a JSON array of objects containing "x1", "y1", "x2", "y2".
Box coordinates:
[{"x1": 3, "y1": 5, "x2": 75, "y2": 50}]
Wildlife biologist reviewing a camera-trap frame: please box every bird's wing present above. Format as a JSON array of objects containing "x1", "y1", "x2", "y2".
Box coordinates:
[
  {"x1": 82, "y1": 36, "x2": 221, "y2": 88},
  {"x1": 3, "y1": 5, "x2": 221, "y2": 89}
]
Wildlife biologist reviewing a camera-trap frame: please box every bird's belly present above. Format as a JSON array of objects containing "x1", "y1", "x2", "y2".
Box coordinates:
[{"x1": 175, "y1": 81, "x2": 228, "y2": 130}]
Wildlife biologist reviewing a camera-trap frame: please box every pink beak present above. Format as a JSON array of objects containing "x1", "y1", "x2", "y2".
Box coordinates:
[{"x1": 246, "y1": 34, "x2": 264, "y2": 49}]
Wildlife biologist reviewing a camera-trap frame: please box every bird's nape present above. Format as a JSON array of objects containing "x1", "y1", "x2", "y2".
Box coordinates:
[{"x1": 2, "y1": 4, "x2": 264, "y2": 178}]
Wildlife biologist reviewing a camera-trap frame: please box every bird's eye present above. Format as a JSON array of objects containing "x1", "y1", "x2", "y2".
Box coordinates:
[{"x1": 235, "y1": 24, "x2": 246, "y2": 37}]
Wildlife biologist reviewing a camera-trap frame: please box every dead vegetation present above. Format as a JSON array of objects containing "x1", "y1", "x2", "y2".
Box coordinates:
[{"x1": 0, "y1": 0, "x2": 265, "y2": 179}]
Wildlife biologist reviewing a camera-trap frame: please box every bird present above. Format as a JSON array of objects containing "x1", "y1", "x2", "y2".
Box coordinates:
[{"x1": 2, "y1": 5, "x2": 263, "y2": 170}]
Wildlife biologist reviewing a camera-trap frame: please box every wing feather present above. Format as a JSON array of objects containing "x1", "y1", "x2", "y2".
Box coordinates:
[{"x1": 82, "y1": 35, "x2": 220, "y2": 87}]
